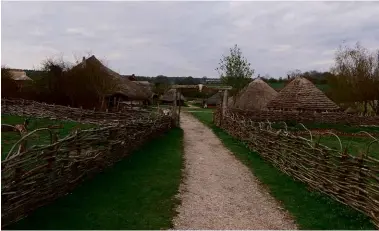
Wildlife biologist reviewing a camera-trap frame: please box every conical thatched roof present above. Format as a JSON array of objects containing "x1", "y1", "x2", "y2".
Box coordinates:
[
  {"x1": 233, "y1": 78, "x2": 278, "y2": 111},
  {"x1": 206, "y1": 92, "x2": 223, "y2": 105},
  {"x1": 72, "y1": 55, "x2": 149, "y2": 100},
  {"x1": 266, "y1": 77, "x2": 339, "y2": 111},
  {"x1": 160, "y1": 89, "x2": 186, "y2": 102}
]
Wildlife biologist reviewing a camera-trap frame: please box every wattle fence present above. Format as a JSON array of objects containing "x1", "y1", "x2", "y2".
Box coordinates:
[
  {"x1": 1, "y1": 99, "x2": 173, "y2": 227},
  {"x1": 214, "y1": 108, "x2": 379, "y2": 228},
  {"x1": 228, "y1": 108, "x2": 379, "y2": 126}
]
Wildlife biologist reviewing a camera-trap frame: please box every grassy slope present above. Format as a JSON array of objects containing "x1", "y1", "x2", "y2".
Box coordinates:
[
  {"x1": 190, "y1": 111, "x2": 374, "y2": 230},
  {"x1": 1, "y1": 115, "x2": 95, "y2": 159},
  {"x1": 5, "y1": 128, "x2": 183, "y2": 230}
]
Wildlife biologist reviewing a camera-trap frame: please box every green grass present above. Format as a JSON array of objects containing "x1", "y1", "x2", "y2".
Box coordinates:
[
  {"x1": 190, "y1": 111, "x2": 375, "y2": 230},
  {"x1": 272, "y1": 122, "x2": 379, "y2": 135},
  {"x1": 1, "y1": 115, "x2": 95, "y2": 160},
  {"x1": 5, "y1": 127, "x2": 184, "y2": 230},
  {"x1": 315, "y1": 135, "x2": 379, "y2": 158}
]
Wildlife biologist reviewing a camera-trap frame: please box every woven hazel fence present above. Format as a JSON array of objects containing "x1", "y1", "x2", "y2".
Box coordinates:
[
  {"x1": 228, "y1": 108, "x2": 379, "y2": 126},
  {"x1": 1, "y1": 99, "x2": 174, "y2": 227},
  {"x1": 214, "y1": 109, "x2": 379, "y2": 228},
  {"x1": 1, "y1": 98, "x2": 157, "y2": 125}
]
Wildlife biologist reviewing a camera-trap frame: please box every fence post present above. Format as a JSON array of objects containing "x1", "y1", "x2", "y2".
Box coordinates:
[
  {"x1": 219, "y1": 89, "x2": 228, "y2": 127},
  {"x1": 173, "y1": 89, "x2": 178, "y2": 126}
]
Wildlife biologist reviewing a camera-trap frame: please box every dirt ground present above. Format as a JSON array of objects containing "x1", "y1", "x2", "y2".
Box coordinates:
[{"x1": 173, "y1": 112, "x2": 297, "y2": 230}]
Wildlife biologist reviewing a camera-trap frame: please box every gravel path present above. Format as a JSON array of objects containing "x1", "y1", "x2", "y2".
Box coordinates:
[{"x1": 173, "y1": 112, "x2": 297, "y2": 230}]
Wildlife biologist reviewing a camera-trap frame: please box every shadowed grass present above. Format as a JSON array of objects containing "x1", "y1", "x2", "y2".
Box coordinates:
[
  {"x1": 5, "y1": 128, "x2": 183, "y2": 230},
  {"x1": 190, "y1": 111, "x2": 375, "y2": 230}
]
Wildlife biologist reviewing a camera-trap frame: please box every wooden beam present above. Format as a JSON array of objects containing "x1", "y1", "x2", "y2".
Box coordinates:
[
  {"x1": 171, "y1": 84, "x2": 232, "y2": 90},
  {"x1": 171, "y1": 85, "x2": 198, "y2": 89},
  {"x1": 205, "y1": 85, "x2": 233, "y2": 90}
]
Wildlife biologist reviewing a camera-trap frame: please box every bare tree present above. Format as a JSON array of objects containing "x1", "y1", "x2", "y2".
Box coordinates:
[{"x1": 330, "y1": 42, "x2": 379, "y2": 115}]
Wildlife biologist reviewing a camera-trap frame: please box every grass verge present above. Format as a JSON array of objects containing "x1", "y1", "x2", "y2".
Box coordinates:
[
  {"x1": 190, "y1": 111, "x2": 375, "y2": 230},
  {"x1": 5, "y1": 128, "x2": 184, "y2": 230}
]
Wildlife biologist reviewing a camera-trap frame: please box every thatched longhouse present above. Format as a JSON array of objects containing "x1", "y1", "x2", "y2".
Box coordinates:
[
  {"x1": 266, "y1": 77, "x2": 340, "y2": 112},
  {"x1": 73, "y1": 55, "x2": 150, "y2": 109},
  {"x1": 233, "y1": 78, "x2": 278, "y2": 111}
]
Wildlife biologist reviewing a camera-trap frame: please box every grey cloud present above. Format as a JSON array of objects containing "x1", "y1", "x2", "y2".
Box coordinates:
[{"x1": 2, "y1": 1, "x2": 379, "y2": 77}]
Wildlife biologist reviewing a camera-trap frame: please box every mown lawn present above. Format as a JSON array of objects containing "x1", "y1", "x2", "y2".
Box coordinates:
[
  {"x1": 5, "y1": 127, "x2": 184, "y2": 230},
  {"x1": 1, "y1": 115, "x2": 95, "y2": 160},
  {"x1": 190, "y1": 111, "x2": 375, "y2": 230}
]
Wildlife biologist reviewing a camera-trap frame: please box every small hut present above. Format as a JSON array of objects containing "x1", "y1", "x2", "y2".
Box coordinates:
[
  {"x1": 160, "y1": 89, "x2": 186, "y2": 105},
  {"x1": 205, "y1": 92, "x2": 223, "y2": 107},
  {"x1": 233, "y1": 78, "x2": 278, "y2": 111},
  {"x1": 133, "y1": 81, "x2": 158, "y2": 104},
  {"x1": 266, "y1": 77, "x2": 340, "y2": 112},
  {"x1": 8, "y1": 69, "x2": 33, "y2": 91}
]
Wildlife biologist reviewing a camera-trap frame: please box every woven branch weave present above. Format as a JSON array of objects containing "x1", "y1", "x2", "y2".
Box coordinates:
[
  {"x1": 1, "y1": 99, "x2": 174, "y2": 227},
  {"x1": 213, "y1": 108, "x2": 379, "y2": 228},
  {"x1": 228, "y1": 108, "x2": 379, "y2": 126}
]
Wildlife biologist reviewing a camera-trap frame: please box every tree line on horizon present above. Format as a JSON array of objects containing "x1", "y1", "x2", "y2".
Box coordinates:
[{"x1": 2, "y1": 42, "x2": 378, "y2": 114}]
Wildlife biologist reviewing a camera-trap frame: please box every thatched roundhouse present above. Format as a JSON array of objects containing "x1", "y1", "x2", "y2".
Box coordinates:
[
  {"x1": 266, "y1": 77, "x2": 340, "y2": 112},
  {"x1": 233, "y1": 78, "x2": 278, "y2": 111},
  {"x1": 160, "y1": 89, "x2": 186, "y2": 105}
]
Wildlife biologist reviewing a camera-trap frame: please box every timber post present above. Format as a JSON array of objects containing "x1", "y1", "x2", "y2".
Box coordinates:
[
  {"x1": 173, "y1": 89, "x2": 178, "y2": 126},
  {"x1": 178, "y1": 89, "x2": 182, "y2": 125},
  {"x1": 222, "y1": 89, "x2": 228, "y2": 118},
  {"x1": 170, "y1": 84, "x2": 232, "y2": 127}
]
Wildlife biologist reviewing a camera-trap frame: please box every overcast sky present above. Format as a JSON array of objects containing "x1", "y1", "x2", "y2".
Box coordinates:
[{"x1": 2, "y1": 1, "x2": 379, "y2": 78}]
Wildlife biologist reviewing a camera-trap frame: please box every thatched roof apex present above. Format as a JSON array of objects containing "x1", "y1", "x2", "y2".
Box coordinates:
[
  {"x1": 233, "y1": 78, "x2": 278, "y2": 111},
  {"x1": 266, "y1": 77, "x2": 339, "y2": 111}
]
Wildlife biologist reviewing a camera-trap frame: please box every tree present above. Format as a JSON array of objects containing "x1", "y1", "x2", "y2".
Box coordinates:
[
  {"x1": 35, "y1": 57, "x2": 71, "y2": 104},
  {"x1": 216, "y1": 44, "x2": 254, "y2": 96},
  {"x1": 329, "y1": 42, "x2": 379, "y2": 115},
  {"x1": 286, "y1": 69, "x2": 302, "y2": 79}
]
